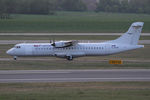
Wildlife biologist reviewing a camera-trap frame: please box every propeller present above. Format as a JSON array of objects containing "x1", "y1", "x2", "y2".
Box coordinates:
[
  {"x1": 50, "y1": 38, "x2": 55, "y2": 46},
  {"x1": 49, "y1": 37, "x2": 52, "y2": 43}
]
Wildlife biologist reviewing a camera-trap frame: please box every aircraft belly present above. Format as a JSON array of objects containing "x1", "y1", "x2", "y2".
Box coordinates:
[
  {"x1": 85, "y1": 50, "x2": 106, "y2": 56},
  {"x1": 54, "y1": 50, "x2": 85, "y2": 58}
]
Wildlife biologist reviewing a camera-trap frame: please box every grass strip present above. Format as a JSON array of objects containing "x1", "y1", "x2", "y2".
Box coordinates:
[
  {"x1": 0, "y1": 82, "x2": 150, "y2": 100},
  {"x1": 0, "y1": 12, "x2": 150, "y2": 33}
]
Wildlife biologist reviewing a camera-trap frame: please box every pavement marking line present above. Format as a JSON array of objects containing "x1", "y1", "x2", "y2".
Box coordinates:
[
  {"x1": 0, "y1": 72, "x2": 71, "y2": 74},
  {"x1": 0, "y1": 33, "x2": 150, "y2": 36},
  {"x1": 1, "y1": 78, "x2": 150, "y2": 81},
  {"x1": 0, "y1": 69, "x2": 150, "y2": 73}
]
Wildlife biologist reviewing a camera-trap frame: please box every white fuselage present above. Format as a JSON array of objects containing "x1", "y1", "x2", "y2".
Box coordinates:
[{"x1": 6, "y1": 42, "x2": 143, "y2": 59}]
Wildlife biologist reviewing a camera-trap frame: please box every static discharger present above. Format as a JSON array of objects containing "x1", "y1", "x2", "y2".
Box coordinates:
[{"x1": 109, "y1": 60, "x2": 123, "y2": 64}]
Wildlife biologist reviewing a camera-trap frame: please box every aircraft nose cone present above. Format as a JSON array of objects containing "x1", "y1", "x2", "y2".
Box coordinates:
[
  {"x1": 6, "y1": 49, "x2": 11, "y2": 55},
  {"x1": 6, "y1": 49, "x2": 14, "y2": 55}
]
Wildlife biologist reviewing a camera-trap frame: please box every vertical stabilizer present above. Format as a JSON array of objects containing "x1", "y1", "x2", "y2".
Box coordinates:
[{"x1": 107, "y1": 22, "x2": 144, "y2": 45}]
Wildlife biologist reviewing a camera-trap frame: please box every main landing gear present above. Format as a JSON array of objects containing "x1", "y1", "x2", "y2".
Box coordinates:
[{"x1": 66, "y1": 56, "x2": 73, "y2": 61}]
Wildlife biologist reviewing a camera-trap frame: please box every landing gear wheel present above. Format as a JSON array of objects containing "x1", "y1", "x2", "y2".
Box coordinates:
[
  {"x1": 13, "y1": 56, "x2": 17, "y2": 60},
  {"x1": 66, "y1": 56, "x2": 73, "y2": 61}
]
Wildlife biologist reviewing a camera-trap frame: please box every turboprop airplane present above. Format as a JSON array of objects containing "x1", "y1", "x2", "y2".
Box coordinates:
[{"x1": 6, "y1": 22, "x2": 144, "y2": 61}]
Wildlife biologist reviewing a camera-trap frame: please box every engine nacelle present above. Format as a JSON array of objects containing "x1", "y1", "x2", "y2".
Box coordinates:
[{"x1": 51, "y1": 41, "x2": 72, "y2": 48}]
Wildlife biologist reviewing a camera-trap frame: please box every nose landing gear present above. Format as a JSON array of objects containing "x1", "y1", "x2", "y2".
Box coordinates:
[{"x1": 13, "y1": 56, "x2": 17, "y2": 60}]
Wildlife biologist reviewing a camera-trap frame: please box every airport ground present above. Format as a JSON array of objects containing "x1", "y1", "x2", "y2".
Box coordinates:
[
  {"x1": 0, "y1": 82, "x2": 150, "y2": 100},
  {"x1": 0, "y1": 35, "x2": 150, "y2": 100},
  {"x1": 0, "y1": 34, "x2": 150, "y2": 100},
  {"x1": 0, "y1": 11, "x2": 150, "y2": 100}
]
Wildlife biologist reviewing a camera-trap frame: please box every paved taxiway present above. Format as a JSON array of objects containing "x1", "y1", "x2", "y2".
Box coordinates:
[{"x1": 0, "y1": 69, "x2": 150, "y2": 83}]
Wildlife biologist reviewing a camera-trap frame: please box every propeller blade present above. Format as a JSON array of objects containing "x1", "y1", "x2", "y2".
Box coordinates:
[
  {"x1": 53, "y1": 38, "x2": 55, "y2": 43},
  {"x1": 50, "y1": 40, "x2": 53, "y2": 44}
]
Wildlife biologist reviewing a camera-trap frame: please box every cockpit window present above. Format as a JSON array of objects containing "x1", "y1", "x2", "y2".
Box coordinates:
[{"x1": 15, "y1": 46, "x2": 21, "y2": 48}]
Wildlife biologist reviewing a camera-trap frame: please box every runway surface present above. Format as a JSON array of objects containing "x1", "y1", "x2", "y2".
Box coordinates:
[{"x1": 0, "y1": 69, "x2": 150, "y2": 83}]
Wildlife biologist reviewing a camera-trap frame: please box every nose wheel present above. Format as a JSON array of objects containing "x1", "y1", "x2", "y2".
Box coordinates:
[
  {"x1": 66, "y1": 56, "x2": 73, "y2": 61},
  {"x1": 13, "y1": 56, "x2": 17, "y2": 60}
]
